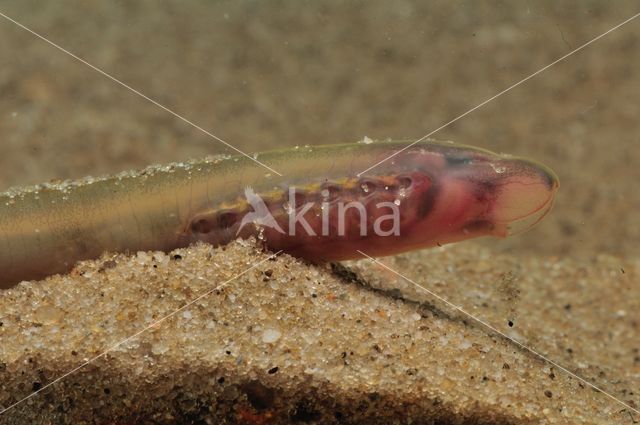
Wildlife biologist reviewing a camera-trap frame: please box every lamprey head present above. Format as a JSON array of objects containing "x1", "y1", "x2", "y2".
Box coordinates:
[{"x1": 400, "y1": 143, "x2": 559, "y2": 249}]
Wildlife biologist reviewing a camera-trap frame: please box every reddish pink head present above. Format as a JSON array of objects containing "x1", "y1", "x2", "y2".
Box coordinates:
[{"x1": 397, "y1": 145, "x2": 559, "y2": 253}]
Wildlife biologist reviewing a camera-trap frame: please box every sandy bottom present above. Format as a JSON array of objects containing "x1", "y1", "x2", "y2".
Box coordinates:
[{"x1": 1, "y1": 240, "x2": 637, "y2": 424}]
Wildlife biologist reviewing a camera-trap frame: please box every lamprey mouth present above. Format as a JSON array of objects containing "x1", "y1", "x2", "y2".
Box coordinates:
[{"x1": 490, "y1": 158, "x2": 559, "y2": 236}]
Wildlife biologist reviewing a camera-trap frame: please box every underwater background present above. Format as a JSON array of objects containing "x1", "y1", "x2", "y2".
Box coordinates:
[{"x1": 1, "y1": 1, "x2": 639, "y2": 423}]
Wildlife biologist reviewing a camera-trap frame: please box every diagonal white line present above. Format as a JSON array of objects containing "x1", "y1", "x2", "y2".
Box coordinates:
[
  {"x1": 357, "y1": 11, "x2": 640, "y2": 176},
  {"x1": 0, "y1": 10, "x2": 283, "y2": 177},
  {"x1": 356, "y1": 250, "x2": 640, "y2": 416},
  {"x1": 0, "y1": 250, "x2": 282, "y2": 415}
]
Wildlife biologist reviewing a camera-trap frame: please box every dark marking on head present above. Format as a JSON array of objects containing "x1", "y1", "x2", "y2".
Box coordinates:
[
  {"x1": 514, "y1": 159, "x2": 559, "y2": 190},
  {"x1": 469, "y1": 177, "x2": 498, "y2": 203},
  {"x1": 463, "y1": 220, "x2": 495, "y2": 234},
  {"x1": 445, "y1": 155, "x2": 474, "y2": 167},
  {"x1": 417, "y1": 180, "x2": 439, "y2": 219},
  {"x1": 537, "y1": 166, "x2": 558, "y2": 190}
]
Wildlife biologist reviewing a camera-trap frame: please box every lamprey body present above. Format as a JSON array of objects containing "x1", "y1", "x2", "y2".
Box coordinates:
[{"x1": 0, "y1": 140, "x2": 558, "y2": 288}]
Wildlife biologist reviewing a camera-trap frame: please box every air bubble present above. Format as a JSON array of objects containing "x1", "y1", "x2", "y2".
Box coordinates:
[
  {"x1": 490, "y1": 163, "x2": 506, "y2": 174},
  {"x1": 359, "y1": 180, "x2": 376, "y2": 194}
]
